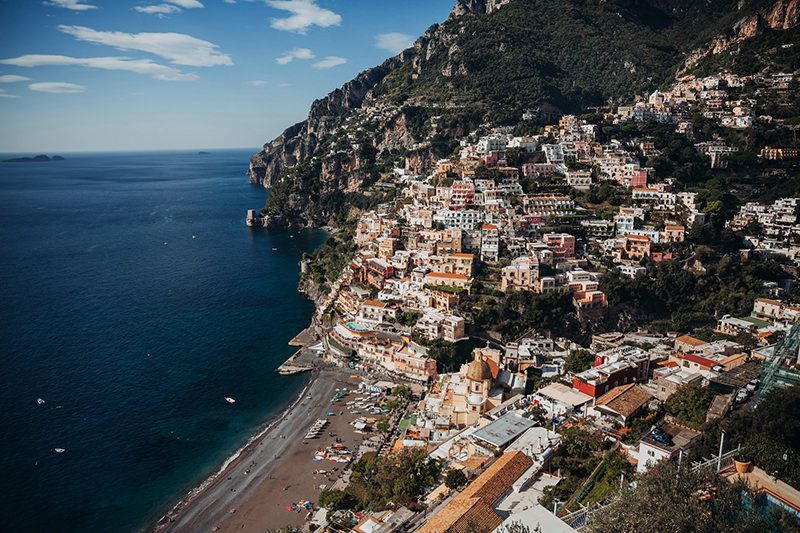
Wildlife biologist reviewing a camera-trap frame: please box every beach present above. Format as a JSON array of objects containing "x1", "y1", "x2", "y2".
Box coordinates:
[{"x1": 156, "y1": 365, "x2": 369, "y2": 532}]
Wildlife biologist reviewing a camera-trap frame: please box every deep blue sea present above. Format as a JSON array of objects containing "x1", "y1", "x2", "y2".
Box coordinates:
[{"x1": 0, "y1": 150, "x2": 326, "y2": 532}]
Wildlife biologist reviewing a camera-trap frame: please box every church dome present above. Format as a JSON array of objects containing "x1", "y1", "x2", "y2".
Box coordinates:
[{"x1": 466, "y1": 354, "x2": 492, "y2": 382}]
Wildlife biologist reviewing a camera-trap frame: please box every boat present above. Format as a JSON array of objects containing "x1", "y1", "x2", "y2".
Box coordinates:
[
  {"x1": 192, "y1": 235, "x2": 197, "y2": 239},
  {"x1": 37, "y1": 398, "x2": 45, "y2": 405},
  {"x1": 272, "y1": 248, "x2": 278, "y2": 251},
  {"x1": 54, "y1": 448, "x2": 65, "y2": 453},
  {"x1": 225, "y1": 397, "x2": 236, "y2": 404}
]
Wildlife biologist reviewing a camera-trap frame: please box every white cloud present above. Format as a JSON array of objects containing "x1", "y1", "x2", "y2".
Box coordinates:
[
  {"x1": 135, "y1": 0, "x2": 203, "y2": 14},
  {"x1": 0, "y1": 75, "x2": 31, "y2": 83},
  {"x1": 276, "y1": 47, "x2": 314, "y2": 65},
  {"x1": 312, "y1": 55, "x2": 346, "y2": 69},
  {"x1": 58, "y1": 25, "x2": 233, "y2": 67},
  {"x1": 266, "y1": 0, "x2": 341, "y2": 33},
  {"x1": 135, "y1": 4, "x2": 182, "y2": 15},
  {"x1": 166, "y1": 0, "x2": 203, "y2": 7},
  {"x1": 247, "y1": 79, "x2": 267, "y2": 87},
  {"x1": 375, "y1": 33, "x2": 414, "y2": 55},
  {"x1": 29, "y1": 82, "x2": 86, "y2": 94},
  {"x1": 43, "y1": 0, "x2": 97, "y2": 11},
  {"x1": 0, "y1": 55, "x2": 198, "y2": 81},
  {"x1": 0, "y1": 89, "x2": 18, "y2": 98}
]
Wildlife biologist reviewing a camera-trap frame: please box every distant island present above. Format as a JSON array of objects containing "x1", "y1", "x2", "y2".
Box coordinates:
[
  {"x1": 2, "y1": 154, "x2": 64, "y2": 163},
  {"x1": 198, "y1": 151, "x2": 211, "y2": 155}
]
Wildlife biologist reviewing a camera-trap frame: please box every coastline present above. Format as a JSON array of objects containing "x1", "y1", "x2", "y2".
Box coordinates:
[
  {"x1": 151, "y1": 368, "x2": 317, "y2": 532},
  {"x1": 153, "y1": 362, "x2": 369, "y2": 532}
]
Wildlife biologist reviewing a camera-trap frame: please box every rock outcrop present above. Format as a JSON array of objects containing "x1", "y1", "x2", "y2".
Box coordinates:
[
  {"x1": 450, "y1": 0, "x2": 512, "y2": 17},
  {"x1": 684, "y1": 0, "x2": 800, "y2": 69}
]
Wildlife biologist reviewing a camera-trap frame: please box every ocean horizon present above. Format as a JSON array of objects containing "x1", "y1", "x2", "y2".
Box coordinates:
[{"x1": 0, "y1": 149, "x2": 326, "y2": 532}]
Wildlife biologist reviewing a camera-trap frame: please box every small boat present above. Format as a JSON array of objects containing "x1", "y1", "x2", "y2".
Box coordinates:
[
  {"x1": 225, "y1": 397, "x2": 236, "y2": 404},
  {"x1": 192, "y1": 235, "x2": 197, "y2": 239},
  {"x1": 54, "y1": 448, "x2": 65, "y2": 453},
  {"x1": 272, "y1": 247, "x2": 278, "y2": 251},
  {"x1": 37, "y1": 398, "x2": 45, "y2": 405}
]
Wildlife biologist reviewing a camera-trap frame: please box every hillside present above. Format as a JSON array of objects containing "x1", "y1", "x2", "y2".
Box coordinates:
[{"x1": 249, "y1": 0, "x2": 799, "y2": 228}]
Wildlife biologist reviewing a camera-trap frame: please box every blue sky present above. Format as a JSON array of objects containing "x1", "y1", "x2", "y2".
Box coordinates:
[{"x1": 0, "y1": 0, "x2": 453, "y2": 152}]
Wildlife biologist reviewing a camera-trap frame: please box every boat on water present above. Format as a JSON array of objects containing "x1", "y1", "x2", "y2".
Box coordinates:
[
  {"x1": 54, "y1": 448, "x2": 65, "y2": 453},
  {"x1": 37, "y1": 398, "x2": 45, "y2": 405},
  {"x1": 225, "y1": 397, "x2": 236, "y2": 404}
]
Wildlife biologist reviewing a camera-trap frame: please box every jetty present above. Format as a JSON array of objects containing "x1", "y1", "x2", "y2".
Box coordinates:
[
  {"x1": 277, "y1": 350, "x2": 311, "y2": 375},
  {"x1": 289, "y1": 327, "x2": 317, "y2": 347}
]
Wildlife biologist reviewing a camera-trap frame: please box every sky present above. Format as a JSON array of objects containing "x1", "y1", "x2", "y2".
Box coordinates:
[{"x1": 0, "y1": 0, "x2": 454, "y2": 152}]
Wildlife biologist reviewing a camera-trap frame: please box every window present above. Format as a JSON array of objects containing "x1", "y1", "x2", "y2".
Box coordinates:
[{"x1": 647, "y1": 450, "x2": 655, "y2": 457}]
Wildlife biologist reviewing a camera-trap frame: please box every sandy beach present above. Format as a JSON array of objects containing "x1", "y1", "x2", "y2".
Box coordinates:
[{"x1": 155, "y1": 366, "x2": 369, "y2": 532}]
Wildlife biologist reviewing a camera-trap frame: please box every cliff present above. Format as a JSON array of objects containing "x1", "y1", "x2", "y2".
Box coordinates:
[
  {"x1": 683, "y1": 0, "x2": 800, "y2": 70},
  {"x1": 248, "y1": 0, "x2": 798, "y2": 228}
]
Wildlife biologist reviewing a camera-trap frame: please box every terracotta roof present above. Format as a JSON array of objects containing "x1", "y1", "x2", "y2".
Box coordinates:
[
  {"x1": 484, "y1": 358, "x2": 500, "y2": 380},
  {"x1": 756, "y1": 298, "x2": 782, "y2": 306},
  {"x1": 450, "y1": 253, "x2": 474, "y2": 259},
  {"x1": 626, "y1": 234, "x2": 651, "y2": 242},
  {"x1": 665, "y1": 225, "x2": 685, "y2": 231},
  {"x1": 426, "y1": 272, "x2": 469, "y2": 280},
  {"x1": 459, "y1": 451, "x2": 533, "y2": 503},
  {"x1": 481, "y1": 224, "x2": 498, "y2": 230},
  {"x1": 419, "y1": 451, "x2": 533, "y2": 533},
  {"x1": 418, "y1": 498, "x2": 501, "y2": 533},
  {"x1": 682, "y1": 353, "x2": 717, "y2": 368},
  {"x1": 466, "y1": 356, "x2": 493, "y2": 382},
  {"x1": 363, "y1": 299, "x2": 387, "y2": 308},
  {"x1": 460, "y1": 454, "x2": 492, "y2": 472},
  {"x1": 676, "y1": 335, "x2": 707, "y2": 347},
  {"x1": 595, "y1": 384, "x2": 653, "y2": 418}
]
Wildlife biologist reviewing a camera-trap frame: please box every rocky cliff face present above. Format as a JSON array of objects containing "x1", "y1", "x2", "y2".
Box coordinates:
[
  {"x1": 684, "y1": 0, "x2": 800, "y2": 68},
  {"x1": 248, "y1": 61, "x2": 397, "y2": 188},
  {"x1": 450, "y1": 0, "x2": 512, "y2": 17}
]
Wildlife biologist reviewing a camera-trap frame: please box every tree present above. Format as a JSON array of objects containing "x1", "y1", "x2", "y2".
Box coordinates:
[
  {"x1": 376, "y1": 417, "x2": 390, "y2": 433},
  {"x1": 720, "y1": 385, "x2": 800, "y2": 486},
  {"x1": 664, "y1": 385, "x2": 714, "y2": 428},
  {"x1": 319, "y1": 489, "x2": 356, "y2": 511},
  {"x1": 565, "y1": 349, "x2": 595, "y2": 373},
  {"x1": 444, "y1": 468, "x2": 468, "y2": 490},
  {"x1": 347, "y1": 449, "x2": 443, "y2": 510},
  {"x1": 591, "y1": 463, "x2": 789, "y2": 532},
  {"x1": 392, "y1": 385, "x2": 412, "y2": 400},
  {"x1": 397, "y1": 311, "x2": 422, "y2": 327}
]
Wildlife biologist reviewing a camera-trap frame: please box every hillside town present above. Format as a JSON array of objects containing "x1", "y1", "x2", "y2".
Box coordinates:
[{"x1": 259, "y1": 66, "x2": 800, "y2": 533}]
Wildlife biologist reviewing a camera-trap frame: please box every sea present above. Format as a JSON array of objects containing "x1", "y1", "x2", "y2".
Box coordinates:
[{"x1": 0, "y1": 149, "x2": 327, "y2": 532}]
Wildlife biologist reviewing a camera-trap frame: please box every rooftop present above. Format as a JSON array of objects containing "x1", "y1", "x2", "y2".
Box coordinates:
[
  {"x1": 641, "y1": 421, "x2": 701, "y2": 452},
  {"x1": 472, "y1": 413, "x2": 537, "y2": 449},
  {"x1": 420, "y1": 451, "x2": 533, "y2": 533},
  {"x1": 595, "y1": 384, "x2": 653, "y2": 418},
  {"x1": 676, "y1": 335, "x2": 707, "y2": 347},
  {"x1": 426, "y1": 272, "x2": 469, "y2": 280},
  {"x1": 493, "y1": 505, "x2": 576, "y2": 533},
  {"x1": 535, "y1": 382, "x2": 593, "y2": 407}
]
